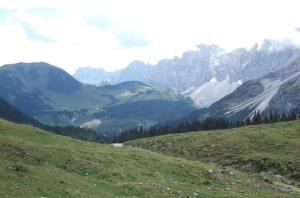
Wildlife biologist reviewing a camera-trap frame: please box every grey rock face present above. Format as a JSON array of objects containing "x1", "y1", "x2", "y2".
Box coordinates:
[
  {"x1": 191, "y1": 55, "x2": 300, "y2": 121},
  {"x1": 144, "y1": 40, "x2": 300, "y2": 93},
  {"x1": 73, "y1": 60, "x2": 153, "y2": 85},
  {"x1": 110, "y1": 60, "x2": 153, "y2": 84},
  {"x1": 95, "y1": 80, "x2": 110, "y2": 87},
  {"x1": 73, "y1": 67, "x2": 121, "y2": 84}
]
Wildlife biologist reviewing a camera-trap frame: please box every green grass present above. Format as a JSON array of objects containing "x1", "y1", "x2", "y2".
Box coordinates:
[
  {"x1": 0, "y1": 118, "x2": 296, "y2": 197},
  {"x1": 125, "y1": 121, "x2": 300, "y2": 181}
]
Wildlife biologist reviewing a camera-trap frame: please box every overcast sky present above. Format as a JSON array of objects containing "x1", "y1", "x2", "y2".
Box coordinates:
[{"x1": 0, "y1": 0, "x2": 300, "y2": 74}]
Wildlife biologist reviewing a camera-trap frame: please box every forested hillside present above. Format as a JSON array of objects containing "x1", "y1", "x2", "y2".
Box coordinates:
[
  {"x1": 0, "y1": 97, "x2": 105, "y2": 142},
  {"x1": 0, "y1": 62, "x2": 196, "y2": 137}
]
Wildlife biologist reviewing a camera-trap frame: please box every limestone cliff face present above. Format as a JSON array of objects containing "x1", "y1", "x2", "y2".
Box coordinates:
[
  {"x1": 73, "y1": 39, "x2": 300, "y2": 108},
  {"x1": 144, "y1": 40, "x2": 300, "y2": 94},
  {"x1": 73, "y1": 67, "x2": 121, "y2": 84},
  {"x1": 187, "y1": 56, "x2": 300, "y2": 122},
  {"x1": 110, "y1": 60, "x2": 153, "y2": 84},
  {"x1": 73, "y1": 60, "x2": 153, "y2": 85}
]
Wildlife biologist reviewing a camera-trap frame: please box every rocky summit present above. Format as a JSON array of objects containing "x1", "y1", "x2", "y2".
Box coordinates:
[{"x1": 144, "y1": 40, "x2": 300, "y2": 107}]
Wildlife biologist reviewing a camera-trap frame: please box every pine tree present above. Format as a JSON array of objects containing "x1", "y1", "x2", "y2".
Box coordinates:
[
  {"x1": 281, "y1": 111, "x2": 287, "y2": 122},
  {"x1": 241, "y1": 119, "x2": 245, "y2": 126},
  {"x1": 256, "y1": 110, "x2": 262, "y2": 124},
  {"x1": 245, "y1": 117, "x2": 251, "y2": 125},
  {"x1": 269, "y1": 111, "x2": 274, "y2": 123},
  {"x1": 113, "y1": 132, "x2": 117, "y2": 143},
  {"x1": 252, "y1": 111, "x2": 257, "y2": 125},
  {"x1": 291, "y1": 111, "x2": 297, "y2": 120},
  {"x1": 274, "y1": 110, "x2": 279, "y2": 122},
  {"x1": 263, "y1": 114, "x2": 269, "y2": 124},
  {"x1": 235, "y1": 120, "x2": 241, "y2": 127}
]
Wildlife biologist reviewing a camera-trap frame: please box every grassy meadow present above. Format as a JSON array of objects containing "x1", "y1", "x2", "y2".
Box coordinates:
[{"x1": 0, "y1": 118, "x2": 298, "y2": 197}]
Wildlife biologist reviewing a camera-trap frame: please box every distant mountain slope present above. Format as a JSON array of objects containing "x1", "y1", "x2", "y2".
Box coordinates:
[
  {"x1": 0, "y1": 97, "x2": 43, "y2": 127},
  {"x1": 72, "y1": 60, "x2": 153, "y2": 85},
  {"x1": 110, "y1": 60, "x2": 153, "y2": 84},
  {"x1": 184, "y1": 56, "x2": 300, "y2": 122},
  {"x1": 72, "y1": 39, "x2": 300, "y2": 108},
  {"x1": 144, "y1": 39, "x2": 300, "y2": 107},
  {"x1": 0, "y1": 62, "x2": 196, "y2": 137},
  {"x1": 0, "y1": 97, "x2": 105, "y2": 142},
  {"x1": 0, "y1": 62, "x2": 106, "y2": 115},
  {"x1": 72, "y1": 66, "x2": 121, "y2": 84},
  {"x1": 183, "y1": 77, "x2": 242, "y2": 107}
]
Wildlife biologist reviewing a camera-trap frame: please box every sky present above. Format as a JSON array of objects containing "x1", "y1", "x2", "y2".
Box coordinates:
[{"x1": 0, "y1": 0, "x2": 300, "y2": 74}]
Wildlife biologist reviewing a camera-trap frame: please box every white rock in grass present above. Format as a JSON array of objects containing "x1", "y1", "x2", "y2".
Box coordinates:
[
  {"x1": 166, "y1": 188, "x2": 170, "y2": 191},
  {"x1": 208, "y1": 169, "x2": 213, "y2": 174},
  {"x1": 225, "y1": 188, "x2": 230, "y2": 191},
  {"x1": 229, "y1": 172, "x2": 234, "y2": 176},
  {"x1": 94, "y1": 184, "x2": 97, "y2": 186},
  {"x1": 194, "y1": 193, "x2": 198, "y2": 196},
  {"x1": 260, "y1": 172, "x2": 273, "y2": 176},
  {"x1": 181, "y1": 165, "x2": 185, "y2": 168}
]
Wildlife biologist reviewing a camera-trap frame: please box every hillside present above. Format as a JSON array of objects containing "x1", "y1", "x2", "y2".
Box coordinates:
[
  {"x1": 125, "y1": 120, "x2": 300, "y2": 183},
  {"x1": 180, "y1": 56, "x2": 300, "y2": 122},
  {"x1": 0, "y1": 119, "x2": 297, "y2": 197},
  {"x1": 0, "y1": 62, "x2": 196, "y2": 137},
  {"x1": 0, "y1": 96, "x2": 105, "y2": 143}
]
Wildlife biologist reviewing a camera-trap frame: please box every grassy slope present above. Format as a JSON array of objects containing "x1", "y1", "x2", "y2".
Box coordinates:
[
  {"x1": 0, "y1": 119, "x2": 294, "y2": 197},
  {"x1": 125, "y1": 121, "x2": 300, "y2": 186}
]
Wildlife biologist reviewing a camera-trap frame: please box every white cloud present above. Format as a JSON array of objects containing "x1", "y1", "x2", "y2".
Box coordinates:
[{"x1": 0, "y1": 0, "x2": 299, "y2": 74}]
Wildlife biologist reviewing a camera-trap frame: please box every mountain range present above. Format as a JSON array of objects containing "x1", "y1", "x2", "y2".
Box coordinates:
[
  {"x1": 180, "y1": 56, "x2": 300, "y2": 123},
  {"x1": 0, "y1": 62, "x2": 195, "y2": 137},
  {"x1": 73, "y1": 60, "x2": 153, "y2": 85},
  {"x1": 74, "y1": 39, "x2": 300, "y2": 108},
  {"x1": 1, "y1": 39, "x2": 300, "y2": 138}
]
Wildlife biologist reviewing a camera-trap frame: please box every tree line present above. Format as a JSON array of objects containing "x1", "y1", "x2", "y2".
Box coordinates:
[
  {"x1": 112, "y1": 110, "x2": 299, "y2": 143},
  {"x1": 113, "y1": 117, "x2": 232, "y2": 143}
]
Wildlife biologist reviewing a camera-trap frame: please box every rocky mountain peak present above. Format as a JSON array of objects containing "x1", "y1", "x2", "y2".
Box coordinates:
[{"x1": 144, "y1": 42, "x2": 300, "y2": 107}]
